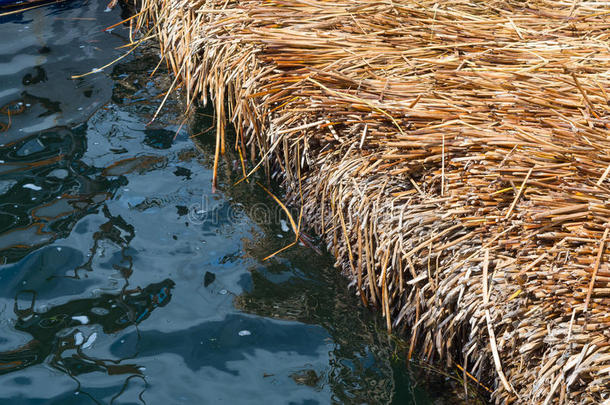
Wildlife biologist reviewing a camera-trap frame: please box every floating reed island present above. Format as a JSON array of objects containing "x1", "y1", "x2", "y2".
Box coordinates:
[{"x1": 132, "y1": 0, "x2": 610, "y2": 402}]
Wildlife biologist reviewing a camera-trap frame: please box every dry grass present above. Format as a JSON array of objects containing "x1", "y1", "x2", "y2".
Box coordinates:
[{"x1": 134, "y1": 0, "x2": 610, "y2": 402}]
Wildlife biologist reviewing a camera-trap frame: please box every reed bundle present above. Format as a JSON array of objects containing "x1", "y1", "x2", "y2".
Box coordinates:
[{"x1": 134, "y1": 0, "x2": 610, "y2": 402}]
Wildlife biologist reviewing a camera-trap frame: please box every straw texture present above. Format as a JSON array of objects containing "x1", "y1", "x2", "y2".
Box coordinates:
[{"x1": 135, "y1": 0, "x2": 610, "y2": 402}]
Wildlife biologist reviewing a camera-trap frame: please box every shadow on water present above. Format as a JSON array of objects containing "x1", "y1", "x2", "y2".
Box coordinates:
[{"x1": 0, "y1": 2, "x2": 476, "y2": 404}]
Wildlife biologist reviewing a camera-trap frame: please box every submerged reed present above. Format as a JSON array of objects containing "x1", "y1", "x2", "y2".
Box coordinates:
[{"x1": 133, "y1": 0, "x2": 610, "y2": 402}]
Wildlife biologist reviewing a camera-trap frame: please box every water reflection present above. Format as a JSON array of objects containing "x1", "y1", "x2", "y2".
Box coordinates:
[
  {"x1": 1, "y1": 278, "x2": 174, "y2": 376},
  {"x1": 0, "y1": 122, "x2": 119, "y2": 263}
]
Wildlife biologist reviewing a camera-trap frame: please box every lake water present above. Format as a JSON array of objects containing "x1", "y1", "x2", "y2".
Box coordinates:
[{"x1": 0, "y1": 1, "x2": 445, "y2": 403}]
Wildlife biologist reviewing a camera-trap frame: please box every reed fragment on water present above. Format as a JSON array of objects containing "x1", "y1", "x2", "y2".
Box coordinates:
[{"x1": 133, "y1": 0, "x2": 610, "y2": 402}]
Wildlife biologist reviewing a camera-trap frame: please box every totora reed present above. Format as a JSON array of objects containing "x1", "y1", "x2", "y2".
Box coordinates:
[{"x1": 130, "y1": 0, "x2": 610, "y2": 403}]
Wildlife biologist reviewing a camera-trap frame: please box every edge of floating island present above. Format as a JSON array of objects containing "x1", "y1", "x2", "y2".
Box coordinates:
[{"x1": 131, "y1": 0, "x2": 610, "y2": 403}]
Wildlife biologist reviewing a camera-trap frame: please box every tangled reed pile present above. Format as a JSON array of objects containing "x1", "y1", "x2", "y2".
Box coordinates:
[{"x1": 134, "y1": 0, "x2": 610, "y2": 402}]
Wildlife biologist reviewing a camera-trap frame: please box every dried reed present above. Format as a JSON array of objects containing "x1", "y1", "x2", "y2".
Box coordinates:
[{"x1": 134, "y1": 0, "x2": 610, "y2": 402}]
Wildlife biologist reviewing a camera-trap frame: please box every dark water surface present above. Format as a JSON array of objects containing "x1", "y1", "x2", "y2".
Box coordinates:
[{"x1": 0, "y1": 2, "x2": 444, "y2": 404}]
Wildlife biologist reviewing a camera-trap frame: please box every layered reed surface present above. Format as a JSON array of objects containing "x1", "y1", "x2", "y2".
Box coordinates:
[{"x1": 136, "y1": 0, "x2": 610, "y2": 402}]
